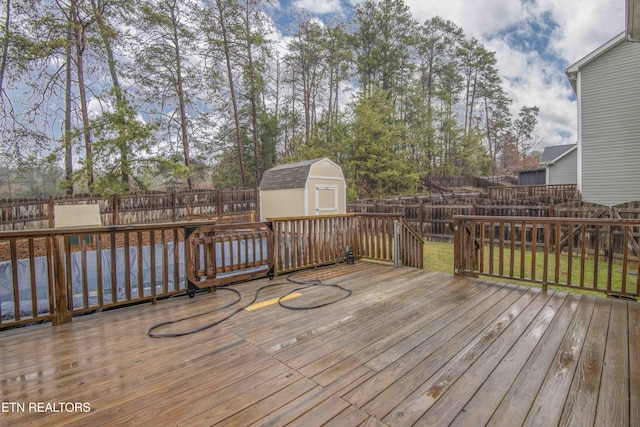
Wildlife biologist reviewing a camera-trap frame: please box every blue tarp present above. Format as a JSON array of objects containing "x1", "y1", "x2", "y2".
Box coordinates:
[
  {"x1": 0, "y1": 242, "x2": 184, "y2": 320},
  {"x1": 0, "y1": 237, "x2": 269, "y2": 321}
]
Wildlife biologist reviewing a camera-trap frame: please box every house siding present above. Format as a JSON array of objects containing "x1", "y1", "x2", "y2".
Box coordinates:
[
  {"x1": 548, "y1": 149, "x2": 577, "y2": 185},
  {"x1": 580, "y1": 41, "x2": 640, "y2": 205}
]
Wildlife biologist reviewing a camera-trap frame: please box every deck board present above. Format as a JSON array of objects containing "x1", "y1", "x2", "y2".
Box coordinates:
[
  {"x1": 451, "y1": 291, "x2": 568, "y2": 426},
  {"x1": 1, "y1": 262, "x2": 637, "y2": 426},
  {"x1": 630, "y1": 302, "x2": 640, "y2": 424},
  {"x1": 595, "y1": 298, "x2": 629, "y2": 427},
  {"x1": 486, "y1": 293, "x2": 584, "y2": 426},
  {"x1": 558, "y1": 296, "x2": 610, "y2": 426}
]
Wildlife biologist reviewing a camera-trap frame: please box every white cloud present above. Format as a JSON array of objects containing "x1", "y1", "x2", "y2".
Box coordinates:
[
  {"x1": 404, "y1": 0, "x2": 624, "y2": 147},
  {"x1": 278, "y1": 0, "x2": 625, "y2": 148},
  {"x1": 291, "y1": 0, "x2": 343, "y2": 16},
  {"x1": 88, "y1": 98, "x2": 108, "y2": 119},
  {"x1": 407, "y1": 0, "x2": 525, "y2": 39},
  {"x1": 537, "y1": 0, "x2": 625, "y2": 61}
]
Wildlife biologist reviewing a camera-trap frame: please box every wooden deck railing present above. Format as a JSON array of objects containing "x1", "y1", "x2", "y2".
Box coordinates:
[
  {"x1": 186, "y1": 223, "x2": 272, "y2": 289},
  {"x1": 0, "y1": 221, "x2": 215, "y2": 329},
  {"x1": 270, "y1": 215, "x2": 356, "y2": 274},
  {"x1": 1, "y1": 213, "x2": 423, "y2": 329},
  {"x1": 269, "y1": 214, "x2": 424, "y2": 274},
  {"x1": 400, "y1": 217, "x2": 424, "y2": 269},
  {"x1": 453, "y1": 215, "x2": 640, "y2": 299}
]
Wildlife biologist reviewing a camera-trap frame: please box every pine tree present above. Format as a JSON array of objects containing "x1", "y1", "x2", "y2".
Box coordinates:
[{"x1": 347, "y1": 88, "x2": 416, "y2": 198}]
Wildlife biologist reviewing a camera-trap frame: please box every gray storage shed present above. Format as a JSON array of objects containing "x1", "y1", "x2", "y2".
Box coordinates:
[
  {"x1": 518, "y1": 168, "x2": 546, "y2": 186},
  {"x1": 259, "y1": 158, "x2": 347, "y2": 221}
]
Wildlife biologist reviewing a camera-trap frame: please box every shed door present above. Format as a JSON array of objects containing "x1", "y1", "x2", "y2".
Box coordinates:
[{"x1": 315, "y1": 185, "x2": 338, "y2": 215}]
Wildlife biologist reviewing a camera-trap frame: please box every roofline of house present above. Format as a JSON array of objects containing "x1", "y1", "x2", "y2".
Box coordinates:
[
  {"x1": 539, "y1": 144, "x2": 577, "y2": 166},
  {"x1": 518, "y1": 168, "x2": 546, "y2": 173},
  {"x1": 564, "y1": 32, "x2": 626, "y2": 92}
]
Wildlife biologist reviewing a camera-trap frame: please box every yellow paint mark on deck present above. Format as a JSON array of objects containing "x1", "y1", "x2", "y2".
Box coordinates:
[{"x1": 245, "y1": 293, "x2": 302, "y2": 311}]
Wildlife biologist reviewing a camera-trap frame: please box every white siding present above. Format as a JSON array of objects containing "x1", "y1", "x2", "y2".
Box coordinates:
[
  {"x1": 548, "y1": 149, "x2": 577, "y2": 185},
  {"x1": 580, "y1": 41, "x2": 640, "y2": 205}
]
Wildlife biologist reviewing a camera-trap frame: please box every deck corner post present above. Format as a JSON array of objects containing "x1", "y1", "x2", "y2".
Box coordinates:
[
  {"x1": 393, "y1": 220, "x2": 401, "y2": 267},
  {"x1": 453, "y1": 218, "x2": 462, "y2": 277},
  {"x1": 52, "y1": 235, "x2": 72, "y2": 326}
]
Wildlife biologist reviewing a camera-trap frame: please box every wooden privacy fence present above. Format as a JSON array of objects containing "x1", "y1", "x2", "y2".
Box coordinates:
[
  {"x1": 453, "y1": 215, "x2": 640, "y2": 299},
  {"x1": 0, "y1": 188, "x2": 258, "y2": 230},
  {"x1": 1, "y1": 214, "x2": 423, "y2": 329},
  {"x1": 487, "y1": 184, "x2": 578, "y2": 201},
  {"x1": 349, "y1": 198, "x2": 640, "y2": 242},
  {"x1": 422, "y1": 175, "x2": 518, "y2": 191}
]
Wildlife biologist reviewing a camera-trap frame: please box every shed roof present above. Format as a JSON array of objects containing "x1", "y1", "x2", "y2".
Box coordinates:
[
  {"x1": 259, "y1": 158, "x2": 329, "y2": 191},
  {"x1": 540, "y1": 144, "x2": 577, "y2": 165}
]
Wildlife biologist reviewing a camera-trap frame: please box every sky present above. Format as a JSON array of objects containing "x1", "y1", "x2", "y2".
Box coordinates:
[{"x1": 275, "y1": 0, "x2": 627, "y2": 150}]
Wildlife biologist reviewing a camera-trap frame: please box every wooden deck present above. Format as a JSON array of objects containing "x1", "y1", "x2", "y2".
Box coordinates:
[{"x1": 1, "y1": 262, "x2": 638, "y2": 426}]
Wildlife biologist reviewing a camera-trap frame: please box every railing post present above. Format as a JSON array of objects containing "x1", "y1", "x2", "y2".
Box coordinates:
[
  {"x1": 418, "y1": 200, "x2": 424, "y2": 238},
  {"x1": 48, "y1": 198, "x2": 54, "y2": 228},
  {"x1": 453, "y1": 219, "x2": 461, "y2": 276},
  {"x1": 113, "y1": 194, "x2": 120, "y2": 225},
  {"x1": 255, "y1": 187, "x2": 260, "y2": 219},
  {"x1": 393, "y1": 220, "x2": 401, "y2": 267},
  {"x1": 171, "y1": 192, "x2": 176, "y2": 222},
  {"x1": 52, "y1": 235, "x2": 71, "y2": 325}
]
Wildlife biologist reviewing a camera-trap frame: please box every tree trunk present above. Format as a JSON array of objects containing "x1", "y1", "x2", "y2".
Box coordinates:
[
  {"x1": 243, "y1": 0, "x2": 261, "y2": 186},
  {"x1": 216, "y1": 0, "x2": 246, "y2": 187},
  {"x1": 72, "y1": 1, "x2": 94, "y2": 189},
  {"x1": 91, "y1": 0, "x2": 129, "y2": 188},
  {"x1": 171, "y1": 9, "x2": 193, "y2": 190},
  {"x1": 0, "y1": 0, "x2": 10, "y2": 95},
  {"x1": 64, "y1": 9, "x2": 73, "y2": 196}
]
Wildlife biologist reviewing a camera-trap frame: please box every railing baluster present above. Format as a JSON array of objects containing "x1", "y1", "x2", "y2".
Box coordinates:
[
  {"x1": 509, "y1": 222, "x2": 515, "y2": 276},
  {"x1": 554, "y1": 223, "x2": 561, "y2": 285},
  {"x1": 607, "y1": 224, "x2": 614, "y2": 293},
  {"x1": 567, "y1": 223, "x2": 573, "y2": 285},
  {"x1": 489, "y1": 221, "x2": 495, "y2": 276},
  {"x1": 137, "y1": 231, "x2": 144, "y2": 298},
  {"x1": 81, "y1": 234, "x2": 89, "y2": 309},
  {"x1": 520, "y1": 222, "x2": 525, "y2": 279},
  {"x1": 622, "y1": 226, "x2": 628, "y2": 294},
  {"x1": 28, "y1": 238, "x2": 37, "y2": 319},
  {"x1": 10, "y1": 240, "x2": 19, "y2": 322},
  {"x1": 531, "y1": 221, "x2": 537, "y2": 282},
  {"x1": 580, "y1": 225, "x2": 586, "y2": 287},
  {"x1": 161, "y1": 229, "x2": 168, "y2": 294},
  {"x1": 46, "y1": 236, "x2": 55, "y2": 317},
  {"x1": 593, "y1": 225, "x2": 600, "y2": 289}
]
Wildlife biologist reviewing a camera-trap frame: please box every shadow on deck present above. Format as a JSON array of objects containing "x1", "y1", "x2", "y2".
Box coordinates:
[{"x1": 1, "y1": 262, "x2": 638, "y2": 426}]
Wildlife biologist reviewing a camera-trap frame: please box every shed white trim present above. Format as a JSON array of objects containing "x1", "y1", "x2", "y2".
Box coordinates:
[{"x1": 314, "y1": 184, "x2": 339, "y2": 215}]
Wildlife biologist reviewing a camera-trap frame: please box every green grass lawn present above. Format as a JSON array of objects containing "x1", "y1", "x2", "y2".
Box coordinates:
[
  {"x1": 423, "y1": 241, "x2": 456, "y2": 274},
  {"x1": 422, "y1": 240, "x2": 638, "y2": 298}
]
